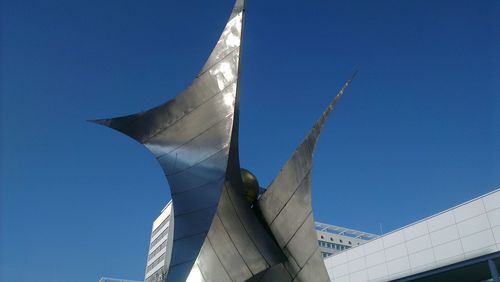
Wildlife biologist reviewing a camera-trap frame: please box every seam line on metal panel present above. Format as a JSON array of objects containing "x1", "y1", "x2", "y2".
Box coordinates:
[
  {"x1": 206, "y1": 233, "x2": 233, "y2": 281},
  {"x1": 172, "y1": 176, "x2": 225, "y2": 197},
  {"x1": 156, "y1": 113, "x2": 233, "y2": 161},
  {"x1": 282, "y1": 255, "x2": 298, "y2": 278},
  {"x1": 118, "y1": 55, "x2": 239, "y2": 134},
  {"x1": 173, "y1": 204, "x2": 218, "y2": 218},
  {"x1": 283, "y1": 210, "x2": 313, "y2": 250},
  {"x1": 173, "y1": 230, "x2": 208, "y2": 243},
  {"x1": 165, "y1": 144, "x2": 230, "y2": 177},
  {"x1": 145, "y1": 84, "x2": 236, "y2": 145},
  {"x1": 215, "y1": 210, "x2": 256, "y2": 275},
  {"x1": 207, "y1": 220, "x2": 236, "y2": 282},
  {"x1": 168, "y1": 258, "x2": 196, "y2": 270},
  {"x1": 284, "y1": 210, "x2": 314, "y2": 268},
  {"x1": 269, "y1": 170, "x2": 311, "y2": 227},
  {"x1": 291, "y1": 246, "x2": 322, "y2": 281},
  {"x1": 195, "y1": 261, "x2": 208, "y2": 282},
  {"x1": 261, "y1": 152, "x2": 313, "y2": 207},
  {"x1": 223, "y1": 182, "x2": 272, "y2": 267},
  {"x1": 199, "y1": 47, "x2": 239, "y2": 77}
]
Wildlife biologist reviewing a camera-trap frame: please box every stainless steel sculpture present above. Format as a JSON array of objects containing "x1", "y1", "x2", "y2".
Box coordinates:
[{"x1": 94, "y1": 0, "x2": 355, "y2": 281}]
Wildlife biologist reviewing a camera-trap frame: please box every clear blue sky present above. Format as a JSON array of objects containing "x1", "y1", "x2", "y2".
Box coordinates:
[{"x1": 1, "y1": 0, "x2": 499, "y2": 281}]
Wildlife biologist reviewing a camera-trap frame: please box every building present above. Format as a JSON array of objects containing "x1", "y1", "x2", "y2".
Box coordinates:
[
  {"x1": 316, "y1": 222, "x2": 378, "y2": 259},
  {"x1": 324, "y1": 189, "x2": 500, "y2": 281},
  {"x1": 144, "y1": 202, "x2": 174, "y2": 282}
]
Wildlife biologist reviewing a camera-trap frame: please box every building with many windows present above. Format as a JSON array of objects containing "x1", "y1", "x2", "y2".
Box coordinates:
[
  {"x1": 316, "y1": 222, "x2": 378, "y2": 259},
  {"x1": 144, "y1": 201, "x2": 174, "y2": 282}
]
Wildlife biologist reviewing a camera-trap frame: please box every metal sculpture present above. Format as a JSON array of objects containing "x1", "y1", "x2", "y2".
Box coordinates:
[{"x1": 93, "y1": 0, "x2": 355, "y2": 281}]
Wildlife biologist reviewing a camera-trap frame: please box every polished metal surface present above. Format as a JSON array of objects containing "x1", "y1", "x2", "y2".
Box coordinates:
[
  {"x1": 94, "y1": 0, "x2": 245, "y2": 280},
  {"x1": 94, "y1": 0, "x2": 355, "y2": 280},
  {"x1": 257, "y1": 75, "x2": 356, "y2": 281}
]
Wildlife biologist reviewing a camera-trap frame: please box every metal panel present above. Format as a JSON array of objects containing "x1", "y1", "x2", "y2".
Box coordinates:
[
  {"x1": 214, "y1": 183, "x2": 275, "y2": 275},
  {"x1": 207, "y1": 214, "x2": 253, "y2": 279},
  {"x1": 223, "y1": 179, "x2": 287, "y2": 268},
  {"x1": 169, "y1": 231, "x2": 207, "y2": 267},
  {"x1": 258, "y1": 151, "x2": 313, "y2": 222},
  {"x1": 258, "y1": 74, "x2": 357, "y2": 281},
  {"x1": 155, "y1": 119, "x2": 233, "y2": 175},
  {"x1": 93, "y1": 0, "x2": 245, "y2": 281},
  {"x1": 196, "y1": 239, "x2": 232, "y2": 282},
  {"x1": 201, "y1": 0, "x2": 244, "y2": 73},
  {"x1": 293, "y1": 248, "x2": 330, "y2": 282},
  {"x1": 269, "y1": 172, "x2": 312, "y2": 247},
  {"x1": 248, "y1": 263, "x2": 293, "y2": 282},
  {"x1": 282, "y1": 249, "x2": 301, "y2": 278},
  {"x1": 144, "y1": 83, "x2": 237, "y2": 157},
  {"x1": 192, "y1": 174, "x2": 287, "y2": 281},
  {"x1": 164, "y1": 150, "x2": 228, "y2": 194},
  {"x1": 285, "y1": 213, "x2": 319, "y2": 268},
  {"x1": 218, "y1": 184, "x2": 271, "y2": 272},
  {"x1": 185, "y1": 263, "x2": 206, "y2": 282},
  {"x1": 171, "y1": 179, "x2": 225, "y2": 216}
]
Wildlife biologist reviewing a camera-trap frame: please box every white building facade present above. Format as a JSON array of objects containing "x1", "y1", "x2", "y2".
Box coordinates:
[
  {"x1": 325, "y1": 189, "x2": 500, "y2": 281},
  {"x1": 144, "y1": 201, "x2": 174, "y2": 282}
]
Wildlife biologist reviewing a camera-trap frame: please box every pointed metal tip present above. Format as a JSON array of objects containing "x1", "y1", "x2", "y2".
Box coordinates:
[
  {"x1": 231, "y1": 0, "x2": 245, "y2": 17},
  {"x1": 350, "y1": 69, "x2": 359, "y2": 81},
  {"x1": 87, "y1": 118, "x2": 112, "y2": 127}
]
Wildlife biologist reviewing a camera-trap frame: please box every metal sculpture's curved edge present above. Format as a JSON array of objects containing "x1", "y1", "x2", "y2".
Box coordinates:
[
  {"x1": 232, "y1": 0, "x2": 245, "y2": 16},
  {"x1": 257, "y1": 72, "x2": 357, "y2": 281},
  {"x1": 92, "y1": 1, "x2": 247, "y2": 281},
  {"x1": 260, "y1": 71, "x2": 357, "y2": 207},
  {"x1": 90, "y1": 0, "x2": 247, "y2": 144},
  {"x1": 88, "y1": 113, "x2": 142, "y2": 141}
]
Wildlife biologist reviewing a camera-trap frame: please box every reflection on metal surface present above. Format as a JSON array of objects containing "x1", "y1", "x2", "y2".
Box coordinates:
[{"x1": 93, "y1": 0, "x2": 355, "y2": 281}]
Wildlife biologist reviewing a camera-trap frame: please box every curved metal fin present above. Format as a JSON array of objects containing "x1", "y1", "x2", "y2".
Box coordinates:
[
  {"x1": 257, "y1": 72, "x2": 357, "y2": 281},
  {"x1": 92, "y1": 1, "x2": 246, "y2": 282},
  {"x1": 91, "y1": 0, "x2": 246, "y2": 145}
]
